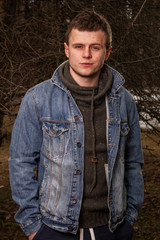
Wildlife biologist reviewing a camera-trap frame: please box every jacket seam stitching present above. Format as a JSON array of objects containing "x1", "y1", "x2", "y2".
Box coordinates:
[{"x1": 30, "y1": 89, "x2": 41, "y2": 121}]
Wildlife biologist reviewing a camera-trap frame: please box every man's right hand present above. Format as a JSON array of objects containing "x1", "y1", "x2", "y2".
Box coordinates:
[{"x1": 28, "y1": 232, "x2": 37, "y2": 240}]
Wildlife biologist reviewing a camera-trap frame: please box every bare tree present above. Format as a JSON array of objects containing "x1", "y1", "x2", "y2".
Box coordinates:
[{"x1": 0, "y1": 0, "x2": 159, "y2": 144}]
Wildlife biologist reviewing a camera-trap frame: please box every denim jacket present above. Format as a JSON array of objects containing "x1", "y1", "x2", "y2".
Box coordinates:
[{"x1": 9, "y1": 62, "x2": 144, "y2": 236}]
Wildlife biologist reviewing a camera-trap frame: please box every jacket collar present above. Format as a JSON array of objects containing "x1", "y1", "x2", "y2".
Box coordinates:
[
  {"x1": 51, "y1": 61, "x2": 69, "y2": 91},
  {"x1": 107, "y1": 65, "x2": 125, "y2": 94}
]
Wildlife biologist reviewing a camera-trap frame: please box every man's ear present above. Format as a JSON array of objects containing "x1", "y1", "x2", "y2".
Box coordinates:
[
  {"x1": 105, "y1": 46, "x2": 112, "y2": 61},
  {"x1": 64, "y1": 42, "x2": 69, "y2": 58}
]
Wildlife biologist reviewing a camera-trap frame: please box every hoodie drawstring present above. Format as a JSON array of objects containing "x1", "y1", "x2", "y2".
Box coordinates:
[
  {"x1": 80, "y1": 228, "x2": 96, "y2": 240},
  {"x1": 89, "y1": 89, "x2": 98, "y2": 192}
]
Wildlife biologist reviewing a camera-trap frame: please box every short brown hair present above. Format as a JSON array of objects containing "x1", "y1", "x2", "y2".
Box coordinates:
[{"x1": 65, "y1": 10, "x2": 112, "y2": 49}]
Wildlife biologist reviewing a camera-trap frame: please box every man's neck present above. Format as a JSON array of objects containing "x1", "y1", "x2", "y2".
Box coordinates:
[{"x1": 70, "y1": 67, "x2": 100, "y2": 87}]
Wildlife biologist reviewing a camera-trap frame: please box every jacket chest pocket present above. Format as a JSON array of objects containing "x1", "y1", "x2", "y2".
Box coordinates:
[{"x1": 42, "y1": 122, "x2": 69, "y2": 161}]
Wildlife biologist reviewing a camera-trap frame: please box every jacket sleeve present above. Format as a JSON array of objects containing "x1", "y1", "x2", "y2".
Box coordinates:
[
  {"x1": 9, "y1": 90, "x2": 42, "y2": 236},
  {"x1": 124, "y1": 97, "x2": 144, "y2": 225}
]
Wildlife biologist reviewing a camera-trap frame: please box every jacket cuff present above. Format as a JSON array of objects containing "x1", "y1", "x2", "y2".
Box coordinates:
[
  {"x1": 21, "y1": 216, "x2": 42, "y2": 236},
  {"x1": 125, "y1": 214, "x2": 135, "y2": 226}
]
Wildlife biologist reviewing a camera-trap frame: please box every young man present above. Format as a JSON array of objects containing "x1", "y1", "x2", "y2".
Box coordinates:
[{"x1": 9, "y1": 10, "x2": 144, "y2": 240}]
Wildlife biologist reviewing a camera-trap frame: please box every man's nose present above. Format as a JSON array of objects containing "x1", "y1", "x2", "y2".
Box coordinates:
[{"x1": 83, "y1": 47, "x2": 91, "y2": 58}]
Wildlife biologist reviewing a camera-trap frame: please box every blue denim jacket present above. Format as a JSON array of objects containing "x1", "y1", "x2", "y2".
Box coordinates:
[{"x1": 9, "y1": 62, "x2": 144, "y2": 236}]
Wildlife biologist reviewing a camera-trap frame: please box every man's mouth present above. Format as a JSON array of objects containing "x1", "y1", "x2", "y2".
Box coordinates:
[{"x1": 80, "y1": 63, "x2": 93, "y2": 66}]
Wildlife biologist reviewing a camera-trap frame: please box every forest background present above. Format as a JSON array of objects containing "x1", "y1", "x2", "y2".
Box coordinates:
[{"x1": 0, "y1": 0, "x2": 160, "y2": 239}]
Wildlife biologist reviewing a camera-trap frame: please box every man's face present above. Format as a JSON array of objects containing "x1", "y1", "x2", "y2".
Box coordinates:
[{"x1": 64, "y1": 29, "x2": 111, "y2": 86}]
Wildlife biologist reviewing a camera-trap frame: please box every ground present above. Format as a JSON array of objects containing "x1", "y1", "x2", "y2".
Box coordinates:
[{"x1": 0, "y1": 130, "x2": 160, "y2": 240}]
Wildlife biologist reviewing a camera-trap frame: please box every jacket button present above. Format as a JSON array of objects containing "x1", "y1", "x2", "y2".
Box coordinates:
[
  {"x1": 68, "y1": 225, "x2": 73, "y2": 231},
  {"x1": 72, "y1": 198, "x2": 77, "y2": 204},
  {"x1": 77, "y1": 142, "x2": 81, "y2": 148},
  {"x1": 74, "y1": 115, "x2": 79, "y2": 121},
  {"x1": 76, "y1": 169, "x2": 82, "y2": 175}
]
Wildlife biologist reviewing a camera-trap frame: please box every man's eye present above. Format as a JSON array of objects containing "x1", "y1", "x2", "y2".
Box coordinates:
[
  {"x1": 75, "y1": 45, "x2": 82, "y2": 49},
  {"x1": 92, "y1": 46, "x2": 100, "y2": 50}
]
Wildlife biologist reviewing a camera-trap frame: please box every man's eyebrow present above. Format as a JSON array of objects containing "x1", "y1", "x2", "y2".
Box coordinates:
[
  {"x1": 72, "y1": 43, "x2": 83, "y2": 45},
  {"x1": 72, "y1": 43, "x2": 103, "y2": 46}
]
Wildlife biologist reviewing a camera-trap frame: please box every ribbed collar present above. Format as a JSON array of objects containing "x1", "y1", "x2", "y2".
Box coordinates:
[{"x1": 59, "y1": 61, "x2": 113, "y2": 104}]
